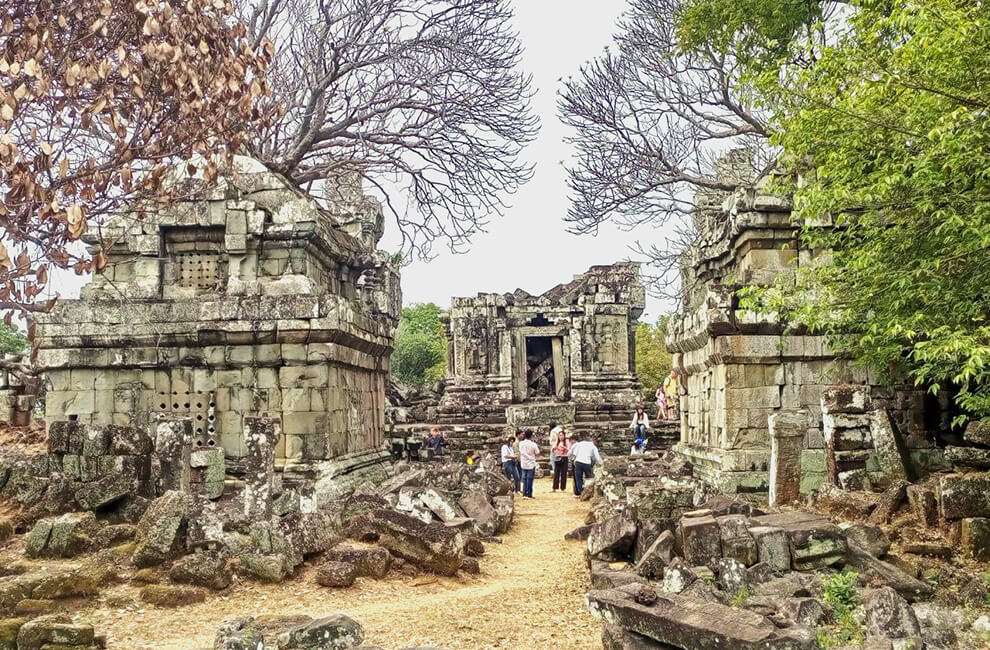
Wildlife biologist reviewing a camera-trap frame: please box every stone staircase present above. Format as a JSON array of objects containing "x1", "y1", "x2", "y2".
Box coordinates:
[{"x1": 569, "y1": 407, "x2": 680, "y2": 458}]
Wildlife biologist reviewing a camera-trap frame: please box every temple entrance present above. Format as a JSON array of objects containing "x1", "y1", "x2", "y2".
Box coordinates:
[{"x1": 512, "y1": 330, "x2": 569, "y2": 402}]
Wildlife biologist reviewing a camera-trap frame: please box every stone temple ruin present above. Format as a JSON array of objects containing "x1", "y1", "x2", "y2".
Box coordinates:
[
  {"x1": 419, "y1": 263, "x2": 674, "y2": 456},
  {"x1": 28, "y1": 156, "x2": 401, "y2": 517}
]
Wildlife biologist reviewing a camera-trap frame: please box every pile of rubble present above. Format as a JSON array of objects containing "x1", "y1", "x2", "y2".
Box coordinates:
[{"x1": 578, "y1": 451, "x2": 990, "y2": 649}]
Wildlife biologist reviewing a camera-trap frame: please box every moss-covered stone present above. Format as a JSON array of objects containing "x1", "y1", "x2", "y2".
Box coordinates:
[
  {"x1": 13, "y1": 599, "x2": 55, "y2": 615},
  {"x1": 0, "y1": 617, "x2": 26, "y2": 649},
  {"x1": 138, "y1": 584, "x2": 207, "y2": 607}
]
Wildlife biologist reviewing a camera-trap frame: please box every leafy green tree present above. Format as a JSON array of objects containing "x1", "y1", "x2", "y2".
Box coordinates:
[
  {"x1": 0, "y1": 323, "x2": 28, "y2": 356},
  {"x1": 746, "y1": 0, "x2": 990, "y2": 420},
  {"x1": 636, "y1": 315, "x2": 672, "y2": 402},
  {"x1": 392, "y1": 303, "x2": 448, "y2": 388}
]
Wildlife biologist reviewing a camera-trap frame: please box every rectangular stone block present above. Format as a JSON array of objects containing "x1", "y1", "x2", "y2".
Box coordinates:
[
  {"x1": 962, "y1": 518, "x2": 990, "y2": 561},
  {"x1": 939, "y1": 473, "x2": 990, "y2": 520}
]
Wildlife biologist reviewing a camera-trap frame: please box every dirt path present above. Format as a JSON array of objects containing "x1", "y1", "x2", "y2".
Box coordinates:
[{"x1": 81, "y1": 477, "x2": 602, "y2": 649}]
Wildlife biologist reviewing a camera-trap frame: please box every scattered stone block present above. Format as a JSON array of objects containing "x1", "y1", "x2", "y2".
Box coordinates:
[
  {"x1": 944, "y1": 446, "x2": 990, "y2": 469},
  {"x1": 635, "y1": 530, "x2": 675, "y2": 580},
  {"x1": 316, "y1": 561, "x2": 358, "y2": 588},
  {"x1": 238, "y1": 553, "x2": 292, "y2": 583},
  {"x1": 844, "y1": 543, "x2": 933, "y2": 602},
  {"x1": 564, "y1": 525, "x2": 591, "y2": 541},
  {"x1": 418, "y1": 489, "x2": 465, "y2": 523},
  {"x1": 458, "y1": 490, "x2": 498, "y2": 537},
  {"x1": 459, "y1": 556, "x2": 480, "y2": 574},
  {"x1": 864, "y1": 587, "x2": 920, "y2": 639},
  {"x1": 277, "y1": 614, "x2": 364, "y2": 650},
  {"x1": 938, "y1": 473, "x2": 990, "y2": 520},
  {"x1": 961, "y1": 518, "x2": 990, "y2": 561},
  {"x1": 677, "y1": 515, "x2": 720, "y2": 569},
  {"x1": 169, "y1": 550, "x2": 232, "y2": 590},
  {"x1": 748, "y1": 526, "x2": 791, "y2": 573},
  {"x1": 25, "y1": 513, "x2": 98, "y2": 559},
  {"x1": 74, "y1": 474, "x2": 133, "y2": 510},
  {"x1": 323, "y1": 546, "x2": 392, "y2": 579},
  {"x1": 751, "y1": 511, "x2": 846, "y2": 570},
  {"x1": 717, "y1": 515, "x2": 757, "y2": 567},
  {"x1": 841, "y1": 523, "x2": 890, "y2": 558},
  {"x1": 586, "y1": 587, "x2": 818, "y2": 649},
  {"x1": 372, "y1": 509, "x2": 464, "y2": 576},
  {"x1": 768, "y1": 410, "x2": 806, "y2": 507},
  {"x1": 132, "y1": 491, "x2": 190, "y2": 567},
  {"x1": 869, "y1": 480, "x2": 910, "y2": 525},
  {"x1": 660, "y1": 559, "x2": 696, "y2": 594},
  {"x1": 963, "y1": 419, "x2": 990, "y2": 446},
  {"x1": 716, "y1": 557, "x2": 747, "y2": 594},
  {"x1": 780, "y1": 597, "x2": 826, "y2": 627},
  {"x1": 138, "y1": 584, "x2": 207, "y2": 607},
  {"x1": 588, "y1": 515, "x2": 638, "y2": 560},
  {"x1": 15, "y1": 615, "x2": 95, "y2": 650},
  {"x1": 905, "y1": 484, "x2": 938, "y2": 527},
  {"x1": 869, "y1": 409, "x2": 910, "y2": 486},
  {"x1": 491, "y1": 495, "x2": 513, "y2": 535}
]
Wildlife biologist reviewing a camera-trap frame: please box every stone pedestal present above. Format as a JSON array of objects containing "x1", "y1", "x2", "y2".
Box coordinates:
[{"x1": 769, "y1": 410, "x2": 806, "y2": 507}]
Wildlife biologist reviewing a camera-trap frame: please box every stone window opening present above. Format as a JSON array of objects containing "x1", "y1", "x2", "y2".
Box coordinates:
[{"x1": 162, "y1": 226, "x2": 228, "y2": 295}]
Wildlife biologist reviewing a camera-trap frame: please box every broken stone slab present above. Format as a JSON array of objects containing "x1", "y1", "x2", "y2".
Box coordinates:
[
  {"x1": 323, "y1": 546, "x2": 392, "y2": 579},
  {"x1": 717, "y1": 515, "x2": 757, "y2": 567},
  {"x1": 677, "y1": 514, "x2": 721, "y2": 569},
  {"x1": 371, "y1": 509, "x2": 464, "y2": 576},
  {"x1": 602, "y1": 623, "x2": 679, "y2": 650},
  {"x1": 590, "y1": 560, "x2": 649, "y2": 590},
  {"x1": 750, "y1": 511, "x2": 846, "y2": 571},
  {"x1": 316, "y1": 561, "x2": 358, "y2": 588},
  {"x1": 864, "y1": 586, "x2": 921, "y2": 639},
  {"x1": 277, "y1": 614, "x2": 364, "y2": 650},
  {"x1": 944, "y1": 445, "x2": 990, "y2": 469},
  {"x1": 586, "y1": 586, "x2": 817, "y2": 649},
  {"x1": 844, "y1": 543, "x2": 933, "y2": 602},
  {"x1": 395, "y1": 489, "x2": 435, "y2": 525},
  {"x1": 868, "y1": 480, "x2": 910, "y2": 525},
  {"x1": 938, "y1": 473, "x2": 990, "y2": 520},
  {"x1": 634, "y1": 519, "x2": 675, "y2": 563},
  {"x1": 565, "y1": 525, "x2": 592, "y2": 541},
  {"x1": 588, "y1": 515, "x2": 638, "y2": 560},
  {"x1": 716, "y1": 557, "x2": 748, "y2": 594},
  {"x1": 747, "y1": 526, "x2": 791, "y2": 573},
  {"x1": 491, "y1": 495, "x2": 513, "y2": 535},
  {"x1": 169, "y1": 550, "x2": 232, "y2": 590},
  {"x1": 840, "y1": 523, "x2": 891, "y2": 558},
  {"x1": 869, "y1": 409, "x2": 911, "y2": 486},
  {"x1": 418, "y1": 488, "x2": 465, "y2": 523},
  {"x1": 905, "y1": 484, "x2": 938, "y2": 527},
  {"x1": 281, "y1": 512, "x2": 338, "y2": 557},
  {"x1": 74, "y1": 473, "x2": 134, "y2": 510},
  {"x1": 660, "y1": 558, "x2": 697, "y2": 594},
  {"x1": 377, "y1": 469, "x2": 425, "y2": 496},
  {"x1": 214, "y1": 616, "x2": 267, "y2": 650},
  {"x1": 132, "y1": 491, "x2": 190, "y2": 567},
  {"x1": 780, "y1": 598, "x2": 826, "y2": 628},
  {"x1": 963, "y1": 419, "x2": 990, "y2": 446},
  {"x1": 635, "y1": 530, "x2": 675, "y2": 580},
  {"x1": 25, "y1": 512, "x2": 98, "y2": 559},
  {"x1": 961, "y1": 517, "x2": 990, "y2": 561},
  {"x1": 15, "y1": 614, "x2": 95, "y2": 650},
  {"x1": 458, "y1": 490, "x2": 498, "y2": 537}
]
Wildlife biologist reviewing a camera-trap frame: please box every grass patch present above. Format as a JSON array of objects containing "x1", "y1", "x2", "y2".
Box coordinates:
[{"x1": 816, "y1": 572, "x2": 864, "y2": 649}]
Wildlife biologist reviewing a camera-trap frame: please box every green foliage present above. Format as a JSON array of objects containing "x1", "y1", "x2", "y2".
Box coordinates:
[
  {"x1": 730, "y1": 586, "x2": 752, "y2": 608},
  {"x1": 392, "y1": 303, "x2": 447, "y2": 388},
  {"x1": 817, "y1": 572, "x2": 864, "y2": 648},
  {"x1": 822, "y1": 571, "x2": 860, "y2": 612},
  {"x1": 636, "y1": 316, "x2": 673, "y2": 402},
  {"x1": 0, "y1": 323, "x2": 28, "y2": 356}
]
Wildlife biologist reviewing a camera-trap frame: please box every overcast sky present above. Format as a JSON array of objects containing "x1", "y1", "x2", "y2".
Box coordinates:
[{"x1": 382, "y1": 0, "x2": 668, "y2": 322}]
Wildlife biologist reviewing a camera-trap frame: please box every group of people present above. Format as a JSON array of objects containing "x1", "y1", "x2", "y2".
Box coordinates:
[{"x1": 499, "y1": 424, "x2": 603, "y2": 499}]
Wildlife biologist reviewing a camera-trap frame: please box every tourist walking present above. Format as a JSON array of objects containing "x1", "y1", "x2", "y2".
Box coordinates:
[
  {"x1": 655, "y1": 384, "x2": 668, "y2": 420},
  {"x1": 548, "y1": 421, "x2": 563, "y2": 481},
  {"x1": 630, "y1": 404, "x2": 650, "y2": 439},
  {"x1": 500, "y1": 435, "x2": 521, "y2": 493},
  {"x1": 568, "y1": 432, "x2": 602, "y2": 497},
  {"x1": 518, "y1": 430, "x2": 539, "y2": 498},
  {"x1": 663, "y1": 370, "x2": 678, "y2": 420},
  {"x1": 551, "y1": 429, "x2": 571, "y2": 492},
  {"x1": 513, "y1": 429, "x2": 524, "y2": 479}
]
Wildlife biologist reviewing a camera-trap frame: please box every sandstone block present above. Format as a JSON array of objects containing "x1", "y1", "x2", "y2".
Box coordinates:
[
  {"x1": 315, "y1": 561, "x2": 358, "y2": 588},
  {"x1": 962, "y1": 518, "x2": 990, "y2": 561},
  {"x1": 588, "y1": 515, "x2": 638, "y2": 560},
  {"x1": 677, "y1": 515, "x2": 721, "y2": 569}
]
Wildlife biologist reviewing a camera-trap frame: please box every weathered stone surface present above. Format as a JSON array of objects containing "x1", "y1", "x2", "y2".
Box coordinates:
[
  {"x1": 589, "y1": 516, "x2": 638, "y2": 560},
  {"x1": 717, "y1": 515, "x2": 757, "y2": 567},
  {"x1": 132, "y1": 491, "x2": 190, "y2": 567},
  {"x1": 869, "y1": 480, "x2": 910, "y2": 525},
  {"x1": 864, "y1": 587, "x2": 920, "y2": 639},
  {"x1": 961, "y1": 517, "x2": 990, "y2": 561},
  {"x1": 238, "y1": 553, "x2": 292, "y2": 583},
  {"x1": 277, "y1": 614, "x2": 364, "y2": 650},
  {"x1": 841, "y1": 523, "x2": 890, "y2": 558},
  {"x1": 602, "y1": 623, "x2": 678, "y2": 650},
  {"x1": 944, "y1": 445, "x2": 990, "y2": 469},
  {"x1": 716, "y1": 557, "x2": 747, "y2": 594},
  {"x1": 587, "y1": 587, "x2": 817, "y2": 649},
  {"x1": 660, "y1": 559, "x2": 696, "y2": 595},
  {"x1": 169, "y1": 550, "x2": 232, "y2": 590},
  {"x1": 844, "y1": 543, "x2": 933, "y2": 602},
  {"x1": 372, "y1": 509, "x2": 463, "y2": 576},
  {"x1": 316, "y1": 561, "x2": 358, "y2": 588},
  {"x1": 491, "y1": 495, "x2": 514, "y2": 535},
  {"x1": 25, "y1": 513, "x2": 98, "y2": 559},
  {"x1": 323, "y1": 546, "x2": 392, "y2": 579},
  {"x1": 214, "y1": 616, "x2": 266, "y2": 650},
  {"x1": 939, "y1": 473, "x2": 990, "y2": 520},
  {"x1": 963, "y1": 419, "x2": 990, "y2": 446},
  {"x1": 677, "y1": 515, "x2": 720, "y2": 569},
  {"x1": 905, "y1": 484, "x2": 938, "y2": 527},
  {"x1": 457, "y1": 490, "x2": 497, "y2": 537},
  {"x1": 780, "y1": 598, "x2": 825, "y2": 628},
  {"x1": 139, "y1": 584, "x2": 208, "y2": 607},
  {"x1": 750, "y1": 512, "x2": 846, "y2": 570},
  {"x1": 418, "y1": 489, "x2": 465, "y2": 523},
  {"x1": 747, "y1": 526, "x2": 790, "y2": 573},
  {"x1": 15, "y1": 615, "x2": 94, "y2": 650},
  {"x1": 565, "y1": 525, "x2": 591, "y2": 541},
  {"x1": 869, "y1": 409, "x2": 910, "y2": 486},
  {"x1": 635, "y1": 530, "x2": 675, "y2": 580}
]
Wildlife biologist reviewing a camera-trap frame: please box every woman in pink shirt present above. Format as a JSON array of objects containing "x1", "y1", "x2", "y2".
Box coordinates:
[{"x1": 551, "y1": 431, "x2": 571, "y2": 492}]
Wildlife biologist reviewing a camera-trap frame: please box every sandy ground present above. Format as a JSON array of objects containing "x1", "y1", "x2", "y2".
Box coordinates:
[{"x1": 78, "y1": 477, "x2": 602, "y2": 649}]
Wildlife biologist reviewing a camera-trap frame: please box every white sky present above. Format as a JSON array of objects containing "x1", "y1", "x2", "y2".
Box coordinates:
[
  {"x1": 49, "y1": 0, "x2": 669, "y2": 323},
  {"x1": 381, "y1": 0, "x2": 668, "y2": 322}
]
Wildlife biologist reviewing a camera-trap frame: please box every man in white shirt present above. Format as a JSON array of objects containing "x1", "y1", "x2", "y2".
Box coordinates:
[
  {"x1": 500, "y1": 434, "x2": 520, "y2": 493},
  {"x1": 518, "y1": 430, "x2": 540, "y2": 498},
  {"x1": 568, "y1": 433, "x2": 603, "y2": 497}
]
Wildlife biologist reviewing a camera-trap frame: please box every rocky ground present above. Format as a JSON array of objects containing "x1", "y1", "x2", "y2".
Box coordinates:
[{"x1": 1, "y1": 478, "x2": 600, "y2": 649}]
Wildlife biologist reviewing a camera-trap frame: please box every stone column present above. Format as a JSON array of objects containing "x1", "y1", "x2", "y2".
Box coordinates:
[
  {"x1": 153, "y1": 417, "x2": 193, "y2": 495},
  {"x1": 242, "y1": 416, "x2": 281, "y2": 519},
  {"x1": 769, "y1": 410, "x2": 807, "y2": 507}
]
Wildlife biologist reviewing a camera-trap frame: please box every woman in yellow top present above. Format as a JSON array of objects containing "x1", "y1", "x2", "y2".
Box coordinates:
[{"x1": 662, "y1": 371, "x2": 678, "y2": 421}]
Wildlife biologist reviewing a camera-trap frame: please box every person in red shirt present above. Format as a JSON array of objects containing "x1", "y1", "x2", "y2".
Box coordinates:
[{"x1": 551, "y1": 429, "x2": 572, "y2": 492}]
